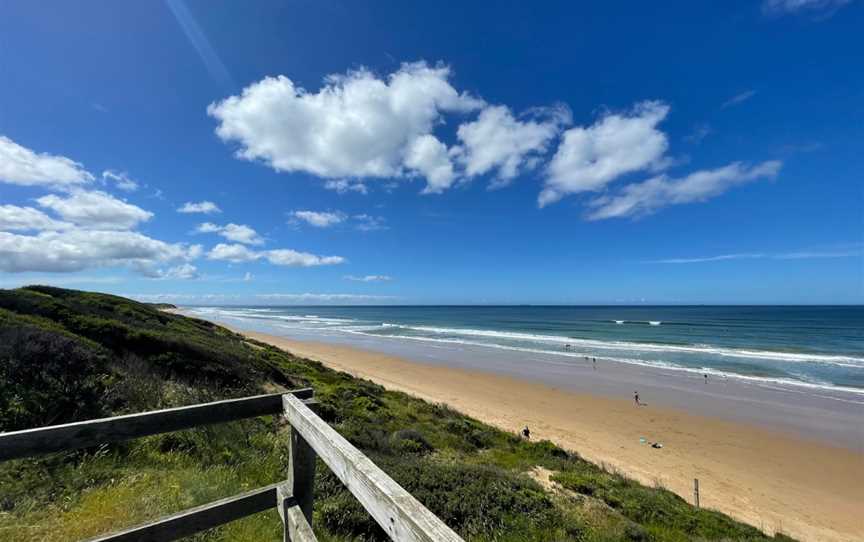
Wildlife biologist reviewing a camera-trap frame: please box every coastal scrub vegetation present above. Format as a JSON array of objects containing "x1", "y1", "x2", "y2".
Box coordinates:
[{"x1": 0, "y1": 286, "x2": 795, "y2": 541}]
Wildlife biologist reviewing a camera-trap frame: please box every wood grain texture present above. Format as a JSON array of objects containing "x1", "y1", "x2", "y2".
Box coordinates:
[
  {"x1": 282, "y1": 394, "x2": 464, "y2": 542},
  {"x1": 0, "y1": 389, "x2": 313, "y2": 461},
  {"x1": 84, "y1": 483, "x2": 280, "y2": 542},
  {"x1": 289, "y1": 424, "x2": 317, "y2": 526},
  {"x1": 277, "y1": 483, "x2": 317, "y2": 542}
]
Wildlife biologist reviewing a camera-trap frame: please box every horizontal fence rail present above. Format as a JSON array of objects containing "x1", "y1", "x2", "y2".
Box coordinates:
[
  {"x1": 0, "y1": 389, "x2": 314, "y2": 461},
  {"x1": 0, "y1": 387, "x2": 464, "y2": 542},
  {"x1": 85, "y1": 483, "x2": 284, "y2": 542}
]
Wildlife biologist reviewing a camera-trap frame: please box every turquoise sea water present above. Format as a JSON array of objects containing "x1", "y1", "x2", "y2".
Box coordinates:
[{"x1": 187, "y1": 305, "x2": 864, "y2": 394}]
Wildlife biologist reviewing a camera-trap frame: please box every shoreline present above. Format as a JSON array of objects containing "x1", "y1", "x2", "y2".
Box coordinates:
[
  {"x1": 257, "y1": 335, "x2": 863, "y2": 542},
  {"x1": 182, "y1": 308, "x2": 863, "y2": 448},
  {"x1": 175, "y1": 310, "x2": 863, "y2": 541}
]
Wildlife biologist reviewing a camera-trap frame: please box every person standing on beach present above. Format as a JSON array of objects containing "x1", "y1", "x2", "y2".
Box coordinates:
[
  {"x1": 634, "y1": 391, "x2": 640, "y2": 406},
  {"x1": 704, "y1": 374, "x2": 709, "y2": 383},
  {"x1": 522, "y1": 426, "x2": 531, "y2": 440}
]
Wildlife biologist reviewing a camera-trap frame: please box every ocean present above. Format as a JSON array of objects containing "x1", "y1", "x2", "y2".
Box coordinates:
[{"x1": 185, "y1": 305, "x2": 864, "y2": 396}]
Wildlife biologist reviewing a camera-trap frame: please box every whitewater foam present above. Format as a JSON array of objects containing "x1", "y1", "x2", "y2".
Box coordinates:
[
  {"x1": 366, "y1": 323, "x2": 864, "y2": 367},
  {"x1": 341, "y1": 328, "x2": 864, "y2": 399}
]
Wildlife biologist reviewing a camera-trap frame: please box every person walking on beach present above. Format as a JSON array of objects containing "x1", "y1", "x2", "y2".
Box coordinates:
[
  {"x1": 521, "y1": 426, "x2": 531, "y2": 440},
  {"x1": 634, "y1": 391, "x2": 640, "y2": 406},
  {"x1": 704, "y1": 373, "x2": 708, "y2": 384}
]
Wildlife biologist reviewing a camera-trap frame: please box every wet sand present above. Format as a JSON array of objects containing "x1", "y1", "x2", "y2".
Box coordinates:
[{"x1": 242, "y1": 331, "x2": 862, "y2": 542}]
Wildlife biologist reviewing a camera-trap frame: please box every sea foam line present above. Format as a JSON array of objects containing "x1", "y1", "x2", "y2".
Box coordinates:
[
  {"x1": 342, "y1": 328, "x2": 864, "y2": 399},
  {"x1": 375, "y1": 324, "x2": 864, "y2": 367}
]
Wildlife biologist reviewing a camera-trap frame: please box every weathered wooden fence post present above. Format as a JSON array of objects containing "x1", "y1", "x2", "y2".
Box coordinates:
[
  {"x1": 285, "y1": 394, "x2": 317, "y2": 540},
  {"x1": 693, "y1": 478, "x2": 700, "y2": 508}
]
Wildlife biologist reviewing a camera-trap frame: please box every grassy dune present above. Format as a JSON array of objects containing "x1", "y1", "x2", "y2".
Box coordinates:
[{"x1": 0, "y1": 286, "x2": 794, "y2": 541}]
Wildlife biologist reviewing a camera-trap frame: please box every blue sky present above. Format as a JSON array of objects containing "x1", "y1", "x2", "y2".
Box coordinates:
[{"x1": 0, "y1": 0, "x2": 861, "y2": 304}]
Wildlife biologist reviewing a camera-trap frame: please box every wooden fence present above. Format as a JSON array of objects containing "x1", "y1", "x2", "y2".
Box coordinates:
[{"x1": 0, "y1": 389, "x2": 464, "y2": 542}]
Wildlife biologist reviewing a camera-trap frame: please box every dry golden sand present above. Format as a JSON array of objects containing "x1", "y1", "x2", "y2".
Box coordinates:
[{"x1": 236, "y1": 331, "x2": 863, "y2": 542}]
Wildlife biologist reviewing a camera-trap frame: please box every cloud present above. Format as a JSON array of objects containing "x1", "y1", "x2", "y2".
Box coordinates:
[
  {"x1": 455, "y1": 105, "x2": 570, "y2": 188},
  {"x1": 196, "y1": 222, "x2": 263, "y2": 245},
  {"x1": 586, "y1": 161, "x2": 782, "y2": 220},
  {"x1": 137, "y1": 262, "x2": 200, "y2": 279},
  {"x1": 540, "y1": 101, "x2": 670, "y2": 207},
  {"x1": 36, "y1": 190, "x2": 153, "y2": 230},
  {"x1": 206, "y1": 243, "x2": 260, "y2": 262},
  {"x1": 206, "y1": 243, "x2": 345, "y2": 267},
  {"x1": 253, "y1": 293, "x2": 394, "y2": 303},
  {"x1": 128, "y1": 292, "x2": 395, "y2": 305},
  {"x1": 762, "y1": 0, "x2": 851, "y2": 16},
  {"x1": 324, "y1": 179, "x2": 368, "y2": 195},
  {"x1": 102, "y1": 170, "x2": 139, "y2": 191},
  {"x1": 0, "y1": 230, "x2": 200, "y2": 273},
  {"x1": 344, "y1": 274, "x2": 392, "y2": 282},
  {"x1": 208, "y1": 61, "x2": 483, "y2": 193},
  {"x1": 266, "y1": 249, "x2": 345, "y2": 267},
  {"x1": 353, "y1": 214, "x2": 387, "y2": 232},
  {"x1": 684, "y1": 124, "x2": 712, "y2": 144},
  {"x1": 243, "y1": 271, "x2": 253, "y2": 282},
  {"x1": 0, "y1": 135, "x2": 94, "y2": 188},
  {"x1": 0, "y1": 274, "x2": 126, "y2": 288},
  {"x1": 404, "y1": 135, "x2": 456, "y2": 194},
  {"x1": 648, "y1": 247, "x2": 860, "y2": 263},
  {"x1": 159, "y1": 263, "x2": 199, "y2": 279},
  {"x1": 721, "y1": 90, "x2": 757, "y2": 109},
  {"x1": 178, "y1": 200, "x2": 221, "y2": 214},
  {"x1": 292, "y1": 210, "x2": 345, "y2": 228},
  {"x1": 0, "y1": 205, "x2": 71, "y2": 231}
]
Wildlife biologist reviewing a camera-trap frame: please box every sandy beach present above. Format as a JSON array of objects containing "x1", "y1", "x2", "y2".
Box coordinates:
[{"x1": 231, "y1": 328, "x2": 863, "y2": 542}]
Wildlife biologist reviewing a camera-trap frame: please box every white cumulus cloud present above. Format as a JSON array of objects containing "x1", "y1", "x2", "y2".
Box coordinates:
[
  {"x1": 292, "y1": 210, "x2": 346, "y2": 228},
  {"x1": 0, "y1": 205, "x2": 71, "y2": 231},
  {"x1": 158, "y1": 263, "x2": 200, "y2": 279},
  {"x1": 0, "y1": 230, "x2": 199, "y2": 273},
  {"x1": 324, "y1": 179, "x2": 369, "y2": 195},
  {"x1": 207, "y1": 243, "x2": 260, "y2": 262},
  {"x1": 206, "y1": 243, "x2": 345, "y2": 267},
  {"x1": 540, "y1": 101, "x2": 670, "y2": 207},
  {"x1": 266, "y1": 249, "x2": 345, "y2": 267},
  {"x1": 196, "y1": 222, "x2": 263, "y2": 245},
  {"x1": 404, "y1": 135, "x2": 456, "y2": 194},
  {"x1": 102, "y1": 170, "x2": 139, "y2": 191},
  {"x1": 208, "y1": 61, "x2": 483, "y2": 193},
  {"x1": 0, "y1": 135, "x2": 94, "y2": 188},
  {"x1": 455, "y1": 105, "x2": 569, "y2": 188},
  {"x1": 585, "y1": 161, "x2": 782, "y2": 220},
  {"x1": 178, "y1": 200, "x2": 221, "y2": 214},
  {"x1": 36, "y1": 190, "x2": 153, "y2": 230}
]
